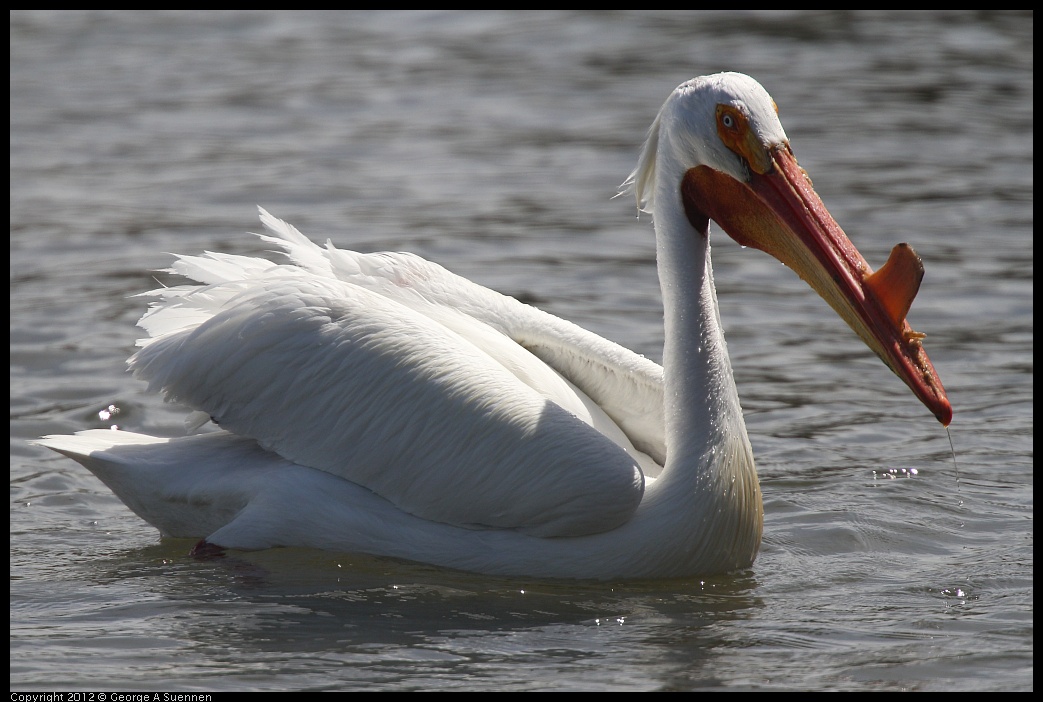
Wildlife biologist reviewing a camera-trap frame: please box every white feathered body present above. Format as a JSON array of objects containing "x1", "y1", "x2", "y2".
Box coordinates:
[
  {"x1": 41, "y1": 74, "x2": 914, "y2": 579},
  {"x1": 40, "y1": 207, "x2": 760, "y2": 579}
]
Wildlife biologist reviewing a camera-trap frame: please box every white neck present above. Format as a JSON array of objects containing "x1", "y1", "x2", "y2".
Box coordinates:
[
  {"x1": 653, "y1": 183, "x2": 747, "y2": 483},
  {"x1": 624, "y1": 174, "x2": 762, "y2": 575}
]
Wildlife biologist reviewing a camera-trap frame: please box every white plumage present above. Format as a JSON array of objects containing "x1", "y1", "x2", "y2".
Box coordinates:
[{"x1": 37, "y1": 73, "x2": 950, "y2": 579}]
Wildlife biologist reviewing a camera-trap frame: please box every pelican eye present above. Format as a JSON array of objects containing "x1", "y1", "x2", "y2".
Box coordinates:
[
  {"x1": 715, "y1": 104, "x2": 772, "y2": 175},
  {"x1": 716, "y1": 104, "x2": 745, "y2": 134}
]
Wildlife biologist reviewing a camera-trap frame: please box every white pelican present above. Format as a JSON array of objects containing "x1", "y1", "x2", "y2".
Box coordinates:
[{"x1": 37, "y1": 73, "x2": 951, "y2": 580}]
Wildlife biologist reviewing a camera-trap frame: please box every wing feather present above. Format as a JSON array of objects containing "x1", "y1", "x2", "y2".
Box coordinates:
[
  {"x1": 131, "y1": 274, "x2": 645, "y2": 536},
  {"x1": 128, "y1": 209, "x2": 669, "y2": 535},
  {"x1": 255, "y1": 208, "x2": 667, "y2": 464}
]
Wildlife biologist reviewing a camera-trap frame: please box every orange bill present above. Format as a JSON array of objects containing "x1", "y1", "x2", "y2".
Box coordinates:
[{"x1": 681, "y1": 144, "x2": 952, "y2": 426}]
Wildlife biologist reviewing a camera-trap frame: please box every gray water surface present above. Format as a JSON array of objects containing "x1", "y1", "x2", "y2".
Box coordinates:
[{"x1": 11, "y1": 10, "x2": 1032, "y2": 691}]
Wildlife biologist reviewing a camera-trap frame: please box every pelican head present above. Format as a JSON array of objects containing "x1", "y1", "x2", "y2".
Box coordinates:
[{"x1": 626, "y1": 72, "x2": 951, "y2": 426}]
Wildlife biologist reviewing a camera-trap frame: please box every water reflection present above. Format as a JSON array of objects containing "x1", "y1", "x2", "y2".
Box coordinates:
[{"x1": 66, "y1": 542, "x2": 761, "y2": 686}]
